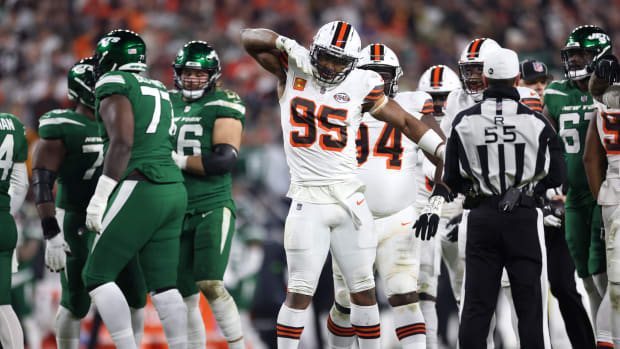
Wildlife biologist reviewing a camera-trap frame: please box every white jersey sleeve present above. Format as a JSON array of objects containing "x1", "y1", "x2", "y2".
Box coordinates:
[{"x1": 355, "y1": 91, "x2": 432, "y2": 217}]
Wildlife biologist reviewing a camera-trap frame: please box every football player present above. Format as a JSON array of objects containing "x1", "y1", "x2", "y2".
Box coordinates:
[
  {"x1": 326, "y1": 43, "x2": 433, "y2": 349},
  {"x1": 241, "y1": 21, "x2": 446, "y2": 349},
  {"x1": 83, "y1": 30, "x2": 188, "y2": 349},
  {"x1": 544, "y1": 25, "x2": 611, "y2": 345},
  {"x1": 416, "y1": 64, "x2": 463, "y2": 349},
  {"x1": 0, "y1": 111, "x2": 28, "y2": 349},
  {"x1": 32, "y1": 58, "x2": 149, "y2": 349},
  {"x1": 169, "y1": 41, "x2": 246, "y2": 349}
]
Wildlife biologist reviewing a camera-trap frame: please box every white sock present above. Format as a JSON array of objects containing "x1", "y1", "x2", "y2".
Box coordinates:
[
  {"x1": 277, "y1": 304, "x2": 306, "y2": 348},
  {"x1": 391, "y1": 302, "x2": 425, "y2": 349},
  {"x1": 593, "y1": 273, "x2": 608, "y2": 298},
  {"x1": 0, "y1": 304, "x2": 24, "y2": 349},
  {"x1": 350, "y1": 303, "x2": 381, "y2": 349},
  {"x1": 596, "y1": 289, "x2": 613, "y2": 347},
  {"x1": 151, "y1": 289, "x2": 187, "y2": 349},
  {"x1": 130, "y1": 307, "x2": 144, "y2": 347},
  {"x1": 327, "y1": 304, "x2": 355, "y2": 348},
  {"x1": 55, "y1": 306, "x2": 80, "y2": 349},
  {"x1": 209, "y1": 292, "x2": 245, "y2": 348},
  {"x1": 184, "y1": 294, "x2": 207, "y2": 349},
  {"x1": 610, "y1": 283, "x2": 620, "y2": 347},
  {"x1": 89, "y1": 283, "x2": 136, "y2": 349},
  {"x1": 420, "y1": 300, "x2": 438, "y2": 349},
  {"x1": 584, "y1": 276, "x2": 603, "y2": 331}
]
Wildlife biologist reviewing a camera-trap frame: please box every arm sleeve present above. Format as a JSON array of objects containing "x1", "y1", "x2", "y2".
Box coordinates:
[
  {"x1": 443, "y1": 128, "x2": 466, "y2": 194},
  {"x1": 9, "y1": 162, "x2": 28, "y2": 216},
  {"x1": 539, "y1": 123, "x2": 566, "y2": 189}
]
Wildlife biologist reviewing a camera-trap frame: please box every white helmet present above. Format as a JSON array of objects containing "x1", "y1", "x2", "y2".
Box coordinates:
[
  {"x1": 310, "y1": 21, "x2": 361, "y2": 85},
  {"x1": 458, "y1": 38, "x2": 500, "y2": 96},
  {"x1": 418, "y1": 65, "x2": 460, "y2": 94},
  {"x1": 358, "y1": 43, "x2": 403, "y2": 97}
]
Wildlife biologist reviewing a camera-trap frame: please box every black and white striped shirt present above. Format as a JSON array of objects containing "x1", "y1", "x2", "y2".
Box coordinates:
[{"x1": 443, "y1": 86, "x2": 565, "y2": 197}]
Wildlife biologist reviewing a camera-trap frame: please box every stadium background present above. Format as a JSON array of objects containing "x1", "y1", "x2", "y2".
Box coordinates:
[{"x1": 1, "y1": 0, "x2": 619, "y2": 348}]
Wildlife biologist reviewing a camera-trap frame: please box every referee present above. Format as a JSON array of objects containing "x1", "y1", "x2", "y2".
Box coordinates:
[{"x1": 443, "y1": 48, "x2": 565, "y2": 348}]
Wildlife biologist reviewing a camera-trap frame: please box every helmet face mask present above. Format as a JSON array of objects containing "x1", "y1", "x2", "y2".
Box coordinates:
[
  {"x1": 173, "y1": 41, "x2": 221, "y2": 100},
  {"x1": 94, "y1": 29, "x2": 146, "y2": 80},
  {"x1": 430, "y1": 92, "x2": 450, "y2": 116},
  {"x1": 458, "y1": 62, "x2": 484, "y2": 94},
  {"x1": 358, "y1": 43, "x2": 403, "y2": 97},
  {"x1": 68, "y1": 57, "x2": 96, "y2": 109},
  {"x1": 310, "y1": 21, "x2": 361, "y2": 86},
  {"x1": 562, "y1": 25, "x2": 612, "y2": 80}
]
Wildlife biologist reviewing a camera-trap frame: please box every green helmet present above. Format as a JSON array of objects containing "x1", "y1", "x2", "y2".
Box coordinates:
[
  {"x1": 93, "y1": 29, "x2": 146, "y2": 80},
  {"x1": 172, "y1": 41, "x2": 221, "y2": 100},
  {"x1": 561, "y1": 25, "x2": 612, "y2": 80},
  {"x1": 67, "y1": 57, "x2": 96, "y2": 109}
]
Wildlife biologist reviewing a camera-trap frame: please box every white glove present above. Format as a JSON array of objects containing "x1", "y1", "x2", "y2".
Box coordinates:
[
  {"x1": 275, "y1": 35, "x2": 313, "y2": 75},
  {"x1": 45, "y1": 233, "x2": 70, "y2": 272},
  {"x1": 86, "y1": 175, "x2": 118, "y2": 233},
  {"x1": 543, "y1": 214, "x2": 562, "y2": 228},
  {"x1": 171, "y1": 151, "x2": 188, "y2": 170}
]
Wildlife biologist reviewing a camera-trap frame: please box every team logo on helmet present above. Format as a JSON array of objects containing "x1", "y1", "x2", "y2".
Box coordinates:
[
  {"x1": 533, "y1": 62, "x2": 544, "y2": 72},
  {"x1": 98, "y1": 36, "x2": 121, "y2": 47}
]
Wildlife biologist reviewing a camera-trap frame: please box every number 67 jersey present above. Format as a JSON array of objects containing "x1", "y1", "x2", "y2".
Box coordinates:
[{"x1": 279, "y1": 61, "x2": 386, "y2": 188}]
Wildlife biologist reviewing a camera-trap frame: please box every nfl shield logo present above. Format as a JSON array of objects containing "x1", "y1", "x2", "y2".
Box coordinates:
[
  {"x1": 581, "y1": 95, "x2": 588, "y2": 102},
  {"x1": 533, "y1": 62, "x2": 544, "y2": 72}
]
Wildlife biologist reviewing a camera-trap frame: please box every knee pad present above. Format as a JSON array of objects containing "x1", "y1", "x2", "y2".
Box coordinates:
[
  {"x1": 609, "y1": 283, "x2": 620, "y2": 311},
  {"x1": 346, "y1": 271, "x2": 375, "y2": 294},
  {"x1": 385, "y1": 271, "x2": 418, "y2": 298},
  {"x1": 150, "y1": 289, "x2": 186, "y2": 320},
  {"x1": 197, "y1": 280, "x2": 231, "y2": 302},
  {"x1": 333, "y1": 267, "x2": 351, "y2": 308}
]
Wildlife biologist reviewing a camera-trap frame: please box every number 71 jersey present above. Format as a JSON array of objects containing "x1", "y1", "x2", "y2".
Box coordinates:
[{"x1": 280, "y1": 62, "x2": 386, "y2": 186}]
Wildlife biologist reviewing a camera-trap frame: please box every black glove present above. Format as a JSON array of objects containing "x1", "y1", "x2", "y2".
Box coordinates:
[
  {"x1": 414, "y1": 212, "x2": 441, "y2": 240},
  {"x1": 445, "y1": 214, "x2": 462, "y2": 242},
  {"x1": 594, "y1": 55, "x2": 620, "y2": 83}
]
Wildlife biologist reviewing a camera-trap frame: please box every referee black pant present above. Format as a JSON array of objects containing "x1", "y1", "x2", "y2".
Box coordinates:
[
  {"x1": 545, "y1": 225, "x2": 596, "y2": 348},
  {"x1": 459, "y1": 201, "x2": 545, "y2": 349}
]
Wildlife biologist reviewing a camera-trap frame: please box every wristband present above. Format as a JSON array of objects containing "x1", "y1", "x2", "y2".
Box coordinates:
[
  {"x1": 418, "y1": 130, "x2": 445, "y2": 160},
  {"x1": 93, "y1": 175, "x2": 118, "y2": 201},
  {"x1": 41, "y1": 216, "x2": 61, "y2": 240},
  {"x1": 275, "y1": 35, "x2": 290, "y2": 51}
]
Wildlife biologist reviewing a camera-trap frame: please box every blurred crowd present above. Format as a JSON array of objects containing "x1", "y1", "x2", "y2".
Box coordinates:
[{"x1": 2, "y1": 0, "x2": 620, "y2": 348}]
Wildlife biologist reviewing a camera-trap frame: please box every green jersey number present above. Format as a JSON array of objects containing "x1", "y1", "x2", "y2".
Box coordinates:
[
  {"x1": 177, "y1": 124, "x2": 203, "y2": 156},
  {"x1": 82, "y1": 143, "x2": 104, "y2": 180},
  {"x1": 558, "y1": 110, "x2": 595, "y2": 154},
  {"x1": 0, "y1": 134, "x2": 14, "y2": 180},
  {"x1": 140, "y1": 86, "x2": 171, "y2": 134}
]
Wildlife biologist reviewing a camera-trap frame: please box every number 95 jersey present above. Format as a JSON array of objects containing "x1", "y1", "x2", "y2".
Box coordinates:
[
  {"x1": 356, "y1": 91, "x2": 432, "y2": 218},
  {"x1": 279, "y1": 57, "x2": 386, "y2": 186}
]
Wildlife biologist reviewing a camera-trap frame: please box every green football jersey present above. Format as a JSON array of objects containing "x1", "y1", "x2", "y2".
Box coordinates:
[
  {"x1": 170, "y1": 89, "x2": 246, "y2": 212},
  {"x1": 38, "y1": 109, "x2": 103, "y2": 211},
  {"x1": 544, "y1": 79, "x2": 597, "y2": 208},
  {"x1": 95, "y1": 71, "x2": 183, "y2": 183},
  {"x1": 0, "y1": 113, "x2": 28, "y2": 211}
]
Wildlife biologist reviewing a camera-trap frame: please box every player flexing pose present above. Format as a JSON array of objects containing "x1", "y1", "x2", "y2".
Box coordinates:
[
  {"x1": 32, "y1": 58, "x2": 148, "y2": 349},
  {"x1": 544, "y1": 25, "x2": 611, "y2": 344},
  {"x1": 242, "y1": 21, "x2": 445, "y2": 349},
  {"x1": 326, "y1": 43, "x2": 438, "y2": 349},
  {"x1": 169, "y1": 41, "x2": 246, "y2": 349},
  {"x1": 416, "y1": 64, "x2": 462, "y2": 349},
  {"x1": 0, "y1": 112, "x2": 28, "y2": 349},
  {"x1": 82, "y1": 30, "x2": 188, "y2": 349}
]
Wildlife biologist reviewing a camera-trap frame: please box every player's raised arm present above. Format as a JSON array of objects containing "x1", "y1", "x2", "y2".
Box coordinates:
[{"x1": 240, "y1": 29, "x2": 285, "y2": 81}]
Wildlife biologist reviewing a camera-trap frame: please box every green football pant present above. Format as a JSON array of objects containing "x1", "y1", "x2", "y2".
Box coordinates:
[
  {"x1": 177, "y1": 206, "x2": 235, "y2": 297},
  {"x1": 59, "y1": 208, "x2": 147, "y2": 317},
  {"x1": 83, "y1": 180, "x2": 187, "y2": 292},
  {"x1": 0, "y1": 211, "x2": 17, "y2": 305},
  {"x1": 565, "y1": 203, "x2": 606, "y2": 278}
]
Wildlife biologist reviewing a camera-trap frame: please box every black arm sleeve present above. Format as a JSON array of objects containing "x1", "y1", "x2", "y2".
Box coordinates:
[
  {"x1": 539, "y1": 125, "x2": 566, "y2": 189},
  {"x1": 200, "y1": 143, "x2": 239, "y2": 176},
  {"x1": 443, "y1": 129, "x2": 466, "y2": 194},
  {"x1": 32, "y1": 168, "x2": 56, "y2": 204}
]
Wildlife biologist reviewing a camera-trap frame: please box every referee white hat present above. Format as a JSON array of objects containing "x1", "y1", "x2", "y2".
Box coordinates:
[{"x1": 483, "y1": 48, "x2": 519, "y2": 79}]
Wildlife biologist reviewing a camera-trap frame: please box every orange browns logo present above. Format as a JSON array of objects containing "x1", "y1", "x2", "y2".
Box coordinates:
[{"x1": 293, "y1": 78, "x2": 306, "y2": 91}]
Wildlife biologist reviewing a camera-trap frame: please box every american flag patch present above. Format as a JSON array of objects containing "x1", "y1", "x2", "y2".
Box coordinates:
[{"x1": 128, "y1": 48, "x2": 137, "y2": 54}]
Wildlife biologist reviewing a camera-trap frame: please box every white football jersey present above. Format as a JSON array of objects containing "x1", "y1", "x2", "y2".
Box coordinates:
[
  {"x1": 594, "y1": 101, "x2": 620, "y2": 205},
  {"x1": 355, "y1": 91, "x2": 432, "y2": 218},
  {"x1": 280, "y1": 59, "x2": 385, "y2": 189},
  {"x1": 441, "y1": 86, "x2": 542, "y2": 136}
]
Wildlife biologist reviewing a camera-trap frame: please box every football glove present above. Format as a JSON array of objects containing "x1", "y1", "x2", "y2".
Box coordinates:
[
  {"x1": 45, "y1": 232, "x2": 70, "y2": 272},
  {"x1": 86, "y1": 175, "x2": 117, "y2": 233},
  {"x1": 171, "y1": 151, "x2": 188, "y2": 170},
  {"x1": 275, "y1": 35, "x2": 313, "y2": 75},
  {"x1": 594, "y1": 55, "x2": 620, "y2": 84}
]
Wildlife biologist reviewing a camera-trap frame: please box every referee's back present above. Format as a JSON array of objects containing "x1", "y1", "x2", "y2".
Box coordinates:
[{"x1": 446, "y1": 47, "x2": 564, "y2": 349}]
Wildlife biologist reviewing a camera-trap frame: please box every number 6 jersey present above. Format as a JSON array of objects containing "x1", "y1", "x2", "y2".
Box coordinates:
[{"x1": 279, "y1": 54, "x2": 386, "y2": 189}]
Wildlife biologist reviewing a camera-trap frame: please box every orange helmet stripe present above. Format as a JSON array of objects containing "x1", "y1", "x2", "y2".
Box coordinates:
[
  {"x1": 332, "y1": 22, "x2": 351, "y2": 48},
  {"x1": 468, "y1": 38, "x2": 483, "y2": 59}
]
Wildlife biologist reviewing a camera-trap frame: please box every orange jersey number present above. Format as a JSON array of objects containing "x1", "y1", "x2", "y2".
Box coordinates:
[
  {"x1": 356, "y1": 122, "x2": 404, "y2": 169},
  {"x1": 290, "y1": 97, "x2": 348, "y2": 151}
]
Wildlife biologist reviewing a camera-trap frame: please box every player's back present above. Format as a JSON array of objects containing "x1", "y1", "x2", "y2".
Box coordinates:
[
  {"x1": 544, "y1": 79, "x2": 596, "y2": 205},
  {"x1": 95, "y1": 71, "x2": 182, "y2": 183},
  {"x1": 355, "y1": 91, "x2": 430, "y2": 217},
  {"x1": 279, "y1": 62, "x2": 384, "y2": 187},
  {"x1": 0, "y1": 113, "x2": 27, "y2": 211},
  {"x1": 38, "y1": 109, "x2": 103, "y2": 211},
  {"x1": 171, "y1": 88, "x2": 246, "y2": 212}
]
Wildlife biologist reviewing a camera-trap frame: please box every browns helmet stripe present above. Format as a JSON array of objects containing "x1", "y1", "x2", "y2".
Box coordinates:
[
  {"x1": 467, "y1": 38, "x2": 485, "y2": 59},
  {"x1": 430, "y1": 65, "x2": 444, "y2": 87},
  {"x1": 331, "y1": 21, "x2": 351, "y2": 48},
  {"x1": 371, "y1": 43, "x2": 385, "y2": 61}
]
